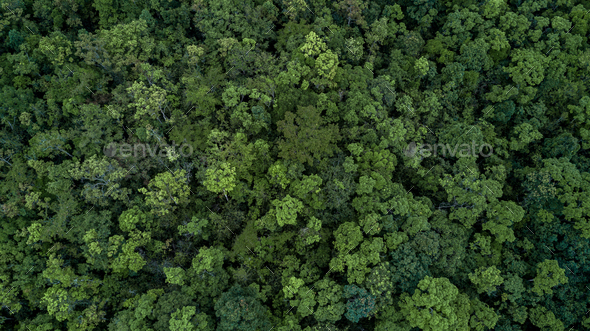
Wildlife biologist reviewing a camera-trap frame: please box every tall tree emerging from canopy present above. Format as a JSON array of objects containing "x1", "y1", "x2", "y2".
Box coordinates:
[{"x1": 277, "y1": 105, "x2": 341, "y2": 166}]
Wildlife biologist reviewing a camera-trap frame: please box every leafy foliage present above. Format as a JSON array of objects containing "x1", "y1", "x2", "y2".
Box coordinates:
[
  {"x1": 1, "y1": 1, "x2": 588, "y2": 330},
  {"x1": 342, "y1": 284, "x2": 376, "y2": 323}
]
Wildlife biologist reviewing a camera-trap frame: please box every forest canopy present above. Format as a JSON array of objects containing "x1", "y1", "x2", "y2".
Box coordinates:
[{"x1": 1, "y1": 0, "x2": 590, "y2": 330}]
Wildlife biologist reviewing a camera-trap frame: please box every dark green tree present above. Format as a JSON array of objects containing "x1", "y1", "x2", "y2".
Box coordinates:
[{"x1": 214, "y1": 285, "x2": 271, "y2": 331}]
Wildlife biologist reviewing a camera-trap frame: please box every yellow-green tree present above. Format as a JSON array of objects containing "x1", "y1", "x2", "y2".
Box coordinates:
[
  {"x1": 203, "y1": 162, "x2": 237, "y2": 201},
  {"x1": 138, "y1": 169, "x2": 190, "y2": 216}
]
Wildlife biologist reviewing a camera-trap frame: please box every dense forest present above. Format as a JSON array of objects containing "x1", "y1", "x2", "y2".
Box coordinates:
[{"x1": 1, "y1": 0, "x2": 590, "y2": 330}]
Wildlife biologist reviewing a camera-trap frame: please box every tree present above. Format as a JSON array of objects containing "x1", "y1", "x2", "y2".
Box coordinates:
[
  {"x1": 290, "y1": 174, "x2": 323, "y2": 210},
  {"x1": 295, "y1": 216, "x2": 322, "y2": 249},
  {"x1": 68, "y1": 155, "x2": 131, "y2": 206},
  {"x1": 176, "y1": 246, "x2": 230, "y2": 302},
  {"x1": 469, "y1": 298, "x2": 499, "y2": 331},
  {"x1": 483, "y1": 201, "x2": 524, "y2": 244},
  {"x1": 313, "y1": 50, "x2": 339, "y2": 89},
  {"x1": 107, "y1": 289, "x2": 165, "y2": 330},
  {"x1": 281, "y1": 276, "x2": 317, "y2": 318},
  {"x1": 469, "y1": 266, "x2": 504, "y2": 294},
  {"x1": 364, "y1": 262, "x2": 396, "y2": 312},
  {"x1": 164, "y1": 267, "x2": 186, "y2": 286},
  {"x1": 74, "y1": 19, "x2": 156, "y2": 76},
  {"x1": 108, "y1": 230, "x2": 151, "y2": 275},
  {"x1": 69, "y1": 103, "x2": 121, "y2": 157},
  {"x1": 277, "y1": 105, "x2": 341, "y2": 166},
  {"x1": 204, "y1": 162, "x2": 237, "y2": 201},
  {"x1": 439, "y1": 162, "x2": 503, "y2": 228},
  {"x1": 342, "y1": 284, "x2": 376, "y2": 323},
  {"x1": 531, "y1": 260, "x2": 569, "y2": 296},
  {"x1": 529, "y1": 306, "x2": 565, "y2": 331},
  {"x1": 333, "y1": 222, "x2": 363, "y2": 254},
  {"x1": 334, "y1": 0, "x2": 368, "y2": 28},
  {"x1": 169, "y1": 306, "x2": 213, "y2": 331},
  {"x1": 271, "y1": 194, "x2": 303, "y2": 227},
  {"x1": 178, "y1": 216, "x2": 211, "y2": 241},
  {"x1": 312, "y1": 278, "x2": 346, "y2": 323},
  {"x1": 118, "y1": 206, "x2": 155, "y2": 233},
  {"x1": 522, "y1": 171, "x2": 558, "y2": 211},
  {"x1": 398, "y1": 276, "x2": 471, "y2": 331},
  {"x1": 389, "y1": 243, "x2": 431, "y2": 293},
  {"x1": 192, "y1": 246, "x2": 225, "y2": 276},
  {"x1": 127, "y1": 80, "x2": 170, "y2": 123},
  {"x1": 502, "y1": 273, "x2": 526, "y2": 303},
  {"x1": 300, "y1": 32, "x2": 327, "y2": 59},
  {"x1": 28, "y1": 129, "x2": 74, "y2": 159},
  {"x1": 138, "y1": 169, "x2": 190, "y2": 216},
  {"x1": 330, "y1": 236, "x2": 385, "y2": 284},
  {"x1": 509, "y1": 122, "x2": 543, "y2": 151},
  {"x1": 504, "y1": 48, "x2": 549, "y2": 87},
  {"x1": 41, "y1": 254, "x2": 104, "y2": 325},
  {"x1": 214, "y1": 285, "x2": 271, "y2": 331},
  {"x1": 414, "y1": 56, "x2": 429, "y2": 77}
]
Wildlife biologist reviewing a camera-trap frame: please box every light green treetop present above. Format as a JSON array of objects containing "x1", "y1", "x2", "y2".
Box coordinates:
[
  {"x1": 138, "y1": 169, "x2": 190, "y2": 216},
  {"x1": 469, "y1": 266, "x2": 504, "y2": 294},
  {"x1": 204, "y1": 162, "x2": 237, "y2": 201},
  {"x1": 272, "y1": 195, "x2": 304, "y2": 226},
  {"x1": 531, "y1": 259, "x2": 568, "y2": 296},
  {"x1": 398, "y1": 276, "x2": 471, "y2": 331},
  {"x1": 300, "y1": 31, "x2": 327, "y2": 59}
]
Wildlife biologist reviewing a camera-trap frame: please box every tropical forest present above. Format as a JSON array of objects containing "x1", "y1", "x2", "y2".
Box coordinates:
[{"x1": 1, "y1": 0, "x2": 590, "y2": 330}]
